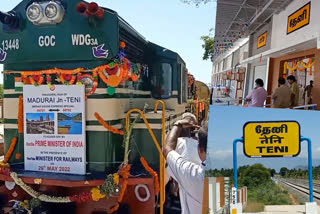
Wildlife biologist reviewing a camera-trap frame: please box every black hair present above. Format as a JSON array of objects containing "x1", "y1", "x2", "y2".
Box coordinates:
[
  {"x1": 278, "y1": 77, "x2": 286, "y2": 85},
  {"x1": 198, "y1": 120, "x2": 208, "y2": 152},
  {"x1": 255, "y1": 78, "x2": 264, "y2": 87},
  {"x1": 287, "y1": 75, "x2": 296, "y2": 82}
]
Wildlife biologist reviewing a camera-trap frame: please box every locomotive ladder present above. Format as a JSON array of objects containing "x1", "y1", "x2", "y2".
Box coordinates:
[{"x1": 125, "y1": 100, "x2": 166, "y2": 214}]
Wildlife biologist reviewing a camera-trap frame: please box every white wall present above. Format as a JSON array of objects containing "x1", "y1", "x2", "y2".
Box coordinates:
[
  {"x1": 226, "y1": 54, "x2": 233, "y2": 70},
  {"x1": 271, "y1": 0, "x2": 320, "y2": 50},
  {"x1": 240, "y1": 42, "x2": 249, "y2": 62},
  {"x1": 219, "y1": 61, "x2": 223, "y2": 72}
]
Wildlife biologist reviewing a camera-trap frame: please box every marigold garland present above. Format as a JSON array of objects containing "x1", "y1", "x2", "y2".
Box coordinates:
[
  {"x1": 38, "y1": 194, "x2": 71, "y2": 203},
  {"x1": 0, "y1": 162, "x2": 10, "y2": 176},
  {"x1": 284, "y1": 58, "x2": 315, "y2": 76},
  {"x1": 3, "y1": 137, "x2": 17, "y2": 163},
  {"x1": 118, "y1": 164, "x2": 131, "y2": 179},
  {"x1": 11, "y1": 172, "x2": 40, "y2": 199},
  {"x1": 57, "y1": 73, "x2": 77, "y2": 85},
  {"x1": 24, "y1": 74, "x2": 45, "y2": 86},
  {"x1": 94, "y1": 112, "x2": 124, "y2": 135},
  {"x1": 109, "y1": 204, "x2": 120, "y2": 213},
  {"x1": 18, "y1": 96, "x2": 24, "y2": 133},
  {"x1": 19, "y1": 57, "x2": 143, "y2": 89},
  {"x1": 91, "y1": 187, "x2": 106, "y2": 201},
  {"x1": 107, "y1": 164, "x2": 131, "y2": 213},
  {"x1": 8, "y1": 171, "x2": 123, "y2": 204},
  {"x1": 140, "y1": 157, "x2": 160, "y2": 195}
]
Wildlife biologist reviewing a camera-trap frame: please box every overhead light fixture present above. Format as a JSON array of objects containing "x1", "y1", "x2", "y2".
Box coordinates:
[{"x1": 26, "y1": 1, "x2": 65, "y2": 25}]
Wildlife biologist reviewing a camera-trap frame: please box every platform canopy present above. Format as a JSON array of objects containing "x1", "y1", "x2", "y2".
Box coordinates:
[{"x1": 214, "y1": 0, "x2": 294, "y2": 59}]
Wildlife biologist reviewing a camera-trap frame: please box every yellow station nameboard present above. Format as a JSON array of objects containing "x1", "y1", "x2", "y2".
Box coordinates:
[
  {"x1": 243, "y1": 121, "x2": 300, "y2": 157},
  {"x1": 257, "y1": 32, "x2": 267, "y2": 49},
  {"x1": 287, "y1": 2, "x2": 310, "y2": 34}
]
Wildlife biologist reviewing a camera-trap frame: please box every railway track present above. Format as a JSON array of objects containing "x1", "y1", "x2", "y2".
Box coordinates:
[{"x1": 279, "y1": 179, "x2": 320, "y2": 200}]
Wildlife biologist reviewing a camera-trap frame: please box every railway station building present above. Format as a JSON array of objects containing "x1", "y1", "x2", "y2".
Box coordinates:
[{"x1": 212, "y1": 0, "x2": 320, "y2": 109}]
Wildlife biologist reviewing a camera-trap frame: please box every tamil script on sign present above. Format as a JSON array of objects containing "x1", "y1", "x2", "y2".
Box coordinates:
[{"x1": 243, "y1": 121, "x2": 300, "y2": 157}]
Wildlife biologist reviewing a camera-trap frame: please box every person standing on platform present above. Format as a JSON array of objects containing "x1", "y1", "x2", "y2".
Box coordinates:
[
  {"x1": 298, "y1": 84, "x2": 305, "y2": 106},
  {"x1": 304, "y1": 80, "x2": 314, "y2": 105},
  {"x1": 272, "y1": 77, "x2": 294, "y2": 108},
  {"x1": 245, "y1": 78, "x2": 268, "y2": 107},
  {"x1": 287, "y1": 75, "x2": 299, "y2": 106}
]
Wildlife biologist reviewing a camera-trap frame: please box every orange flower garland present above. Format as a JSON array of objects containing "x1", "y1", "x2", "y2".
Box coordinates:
[
  {"x1": 18, "y1": 95, "x2": 24, "y2": 133},
  {"x1": 109, "y1": 164, "x2": 131, "y2": 213},
  {"x1": 58, "y1": 73, "x2": 77, "y2": 84},
  {"x1": 26, "y1": 74, "x2": 45, "y2": 86},
  {"x1": 3, "y1": 137, "x2": 17, "y2": 163},
  {"x1": 94, "y1": 112, "x2": 124, "y2": 135},
  {"x1": 109, "y1": 204, "x2": 120, "y2": 213},
  {"x1": 19, "y1": 60, "x2": 142, "y2": 90},
  {"x1": 140, "y1": 157, "x2": 160, "y2": 195},
  {"x1": 56, "y1": 68, "x2": 84, "y2": 85},
  {"x1": 97, "y1": 65, "x2": 123, "y2": 87}
]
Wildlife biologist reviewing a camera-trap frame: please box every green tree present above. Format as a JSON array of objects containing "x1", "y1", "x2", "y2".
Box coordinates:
[
  {"x1": 238, "y1": 165, "x2": 250, "y2": 176},
  {"x1": 200, "y1": 35, "x2": 215, "y2": 61},
  {"x1": 269, "y1": 168, "x2": 276, "y2": 177},
  {"x1": 240, "y1": 163, "x2": 271, "y2": 189},
  {"x1": 279, "y1": 167, "x2": 288, "y2": 177}
]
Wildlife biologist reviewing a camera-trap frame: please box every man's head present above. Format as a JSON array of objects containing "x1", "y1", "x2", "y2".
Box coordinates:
[
  {"x1": 310, "y1": 80, "x2": 314, "y2": 86},
  {"x1": 278, "y1": 77, "x2": 286, "y2": 86},
  {"x1": 287, "y1": 75, "x2": 296, "y2": 84},
  {"x1": 182, "y1": 113, "x2": 197, "y2": 124},
  {"x1": 180, "y1": 113, "x2": 197, "y2": 137},
  {"x1": 255, "y1": 78, "x2": 264, "y2": 87},
  {"x1": 198, "y1": 120, "x2": 208, "y2": 162}
]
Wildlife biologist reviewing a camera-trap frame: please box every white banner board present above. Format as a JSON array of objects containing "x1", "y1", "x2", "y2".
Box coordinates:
[{"x1": 23, "y1": 85, "x2": 86, "y2": 175}]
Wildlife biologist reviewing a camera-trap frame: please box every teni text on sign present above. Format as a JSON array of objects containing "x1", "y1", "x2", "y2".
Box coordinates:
[{"x1": 243, "y1": 121, "x2": 300, "y2": 157}]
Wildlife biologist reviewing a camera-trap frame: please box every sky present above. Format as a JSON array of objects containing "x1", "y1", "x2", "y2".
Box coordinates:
[
  {"x1": 206, "y1": 105, "x2": 320, "y2": 172},
  {"x1": 0, "y1": 0, "x2": 216, "y2": 84}
]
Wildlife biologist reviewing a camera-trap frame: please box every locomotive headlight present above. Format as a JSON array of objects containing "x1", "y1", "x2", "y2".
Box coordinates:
[
  {"x1": 44, "y1": 2, "x2": 64, "y2": 23},
  {"x1": 45, "y1": 3, "x2": 57, "y2": 18},
  {"x1": 26, "y1": 1, "x2": 65, "y2": 25},
  {"x1": 26, "y1": 3, "x2": 43, "y2": 23}
]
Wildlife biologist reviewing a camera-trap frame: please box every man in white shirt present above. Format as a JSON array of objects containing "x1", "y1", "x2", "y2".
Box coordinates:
[
  {"x1": 163, "y1": 119, "x2": 208, "y2": 214},
  {"x1": 166, "y1": 113, "x2": 201, "y2": 199},
  {"x1": 175, "y1": 113, "x2": 202, "y2": 164}
]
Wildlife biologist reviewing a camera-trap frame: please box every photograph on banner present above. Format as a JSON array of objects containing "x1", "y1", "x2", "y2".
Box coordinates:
[
  {"x1": 23, "y1": 85, "x2": 86, "y2": 175},
  {"x1": 203, "y1": 105, "x2": 320, "y2": 214},
  {"x1": 58, "y1": 113, "x2": 83, "y2": 135},
  {"x1": 26, "y1": 113, "x2": 55, "y2": 134}
]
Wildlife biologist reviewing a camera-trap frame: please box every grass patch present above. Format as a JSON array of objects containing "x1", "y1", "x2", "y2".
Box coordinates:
[
  {"x1": 244, "y1": 201, "x2": 264, "y2": 212},
  {"x1": 247, "y1": 181, "x2": 291, "y2": 206}
]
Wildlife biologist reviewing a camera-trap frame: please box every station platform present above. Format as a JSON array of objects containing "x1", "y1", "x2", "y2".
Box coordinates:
[{"x1": 245, "y1": 205, "x2": 320, "y2": 213}]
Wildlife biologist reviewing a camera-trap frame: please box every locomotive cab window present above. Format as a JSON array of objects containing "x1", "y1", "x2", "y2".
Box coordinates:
[
  {"x1": 151, "y1": 62, "x2": 173, "y2": 99},
  {"x1": 180, "y1": 65, "x2": 188, "y2": 103}
]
